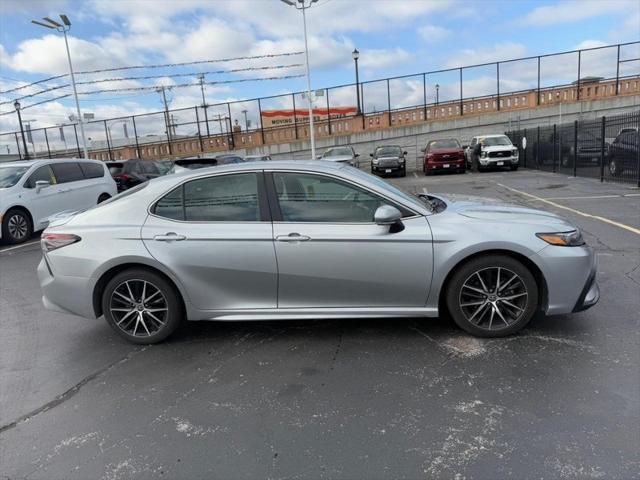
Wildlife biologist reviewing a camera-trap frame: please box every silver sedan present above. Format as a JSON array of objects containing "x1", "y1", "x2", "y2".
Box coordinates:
[{"x1": 38, "y1": 161, "x2": 599, "y2": 344}]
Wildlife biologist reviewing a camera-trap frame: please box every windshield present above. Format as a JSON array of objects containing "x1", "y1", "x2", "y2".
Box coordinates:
[
  {"x1": 429, "y1": 139, "x2": 460, "y2": 149},
  {"x1": 481, "y1": 136, "x2": 512, "y2": 146},
  {"x1": 375, "y1": 146, "x2": 402, "y2": 157},
  {"x1": 324, "y1": 147, "x2": 352, "y2": 157},
  {"x1": 0, "y1": 165, "x2": 30, "y2": 188}
]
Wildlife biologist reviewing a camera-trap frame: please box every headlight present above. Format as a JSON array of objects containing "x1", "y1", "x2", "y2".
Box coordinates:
[
  {"x1": 536, "y1": 230, "x2": 585, "y2": 246},
  {"x1": 480, "y1": 151, "x2": 487, "y2": 158},
  {"x1": 372, "y1": 159, "x2": 379, "y2": 164},
  {"x1": 512, "y1": 149, "x2": 519, "y2": 157}
]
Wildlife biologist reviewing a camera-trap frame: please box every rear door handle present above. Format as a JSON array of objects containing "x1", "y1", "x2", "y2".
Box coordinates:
[
  {"x1": 154, "y1": 232, "x2": 186, "y2": 242},
  {"x1": 276, "y1": 233, "x2": 311, "y2": 242}
]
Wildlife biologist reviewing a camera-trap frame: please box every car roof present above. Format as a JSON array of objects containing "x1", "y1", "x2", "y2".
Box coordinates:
[
  {"x1": 476, "y1": 134, "x2": 508, "y2": 138},
  {"x1": 0, "y1": 158, "x2": 101, "y2": 168}
]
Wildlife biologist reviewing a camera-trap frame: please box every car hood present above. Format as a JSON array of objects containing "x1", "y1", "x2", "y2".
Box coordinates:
[
  {"x1": 434, "y1": 193, "x2": 574, "y2": 228},
  {"x1": 323, "y1": 155, "x2": 353, "y2": 162}
]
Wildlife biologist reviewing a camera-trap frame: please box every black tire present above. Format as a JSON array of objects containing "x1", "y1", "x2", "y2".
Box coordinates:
[
  {"x1": 510, "y1": 165, "x2": 519, "y2": 171},
  {"x1": 102, "y1": 268, "x2": 183, "y2": 344},
  {"x1": 2, "y1": 208, "x2": 33, "y2": 244},
  {"x1": 398, "y1": 167, "x2": 406, "y2": 177},
  {"x1": 445, "y1": 254, "x2": 539, "y2": 337},
  {"x1": 97, "y1": 193, "x2": 111, "y2": 204},
  {"x1": 608, "y1": 157, "x2": 621, "y2": 177}
]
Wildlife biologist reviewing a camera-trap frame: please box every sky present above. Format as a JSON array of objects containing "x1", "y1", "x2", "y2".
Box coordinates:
[{"x1": 0, "y1": 0, "x2": 639, "y2": 139}]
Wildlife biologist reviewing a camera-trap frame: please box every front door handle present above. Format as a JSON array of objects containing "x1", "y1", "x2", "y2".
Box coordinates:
[
  {"x1": 57, "y1": 188, "x2": 71, "y2": 193},
  {"x1": 276, "y1": 232, "x2": 311, "y2": 242},
  {"x1": 154, "y1": 232, "x2": 186, "y2": 242}
]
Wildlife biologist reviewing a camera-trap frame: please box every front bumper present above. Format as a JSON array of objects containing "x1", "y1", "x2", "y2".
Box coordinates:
[
  {"x1": 426, "y1": 160, "x2": 465, "y2": 171},
  {"x1": 480, "y1": 156, "x2": 518, "y2": 166},
  {"x1": 373, "y1": 163, "x2": 404, "y2": 173},
  {"x1": 573, "y1": 270, "x2": 600, "y2": 312}
]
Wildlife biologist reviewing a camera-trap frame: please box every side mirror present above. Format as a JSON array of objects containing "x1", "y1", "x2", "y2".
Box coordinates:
[
  {"x1": 420, "y1": 148, "x2": 425, "y2": 153},
  {"x1": 369, "y1": 153, "x2": 374, "y2": 157},
  {"x1": 316, "y1": 155, "x2": 322, "y2": 160},
  {"x1": 403, "y1": 151, "x2": 408, "y2": 155},
  {"x1": 374, "y1": 205, "x2": 404, "y2": 233},
  {"x1": 355, "y1": 153, "x2": 360, "y2": 157},
  {"x1": 462, "y1": 145, "x2": 468, "y2": 149},
  {"x1": 35, "y1": 180, "x2": 50, "y2": 193}
]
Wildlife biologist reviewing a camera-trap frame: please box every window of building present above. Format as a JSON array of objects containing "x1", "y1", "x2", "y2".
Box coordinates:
[
  {"x1": 376, "y1": 117, "x2": 380, "y2": 124},
  {"x1": 412, "y1": 112, "x2": 416, "y2": 120},
  {"x1": 484, "y1": 101, "x2": 489, "y2": 109},
  {"x1": 563, "y1": 91, "x2": 567, "y2": 100},
  {"x1": 369, "y1": 118, "x2": 373, "y2": 126},
  {"x1": 587, "y1": 87, "x2": 591, "y2": 96},
  {"x1": 477, "y1": 103, "x2": 481, "y2": 110},
  {"x1": 448, "y1": 107, "x2": 452, "y2": 114}
]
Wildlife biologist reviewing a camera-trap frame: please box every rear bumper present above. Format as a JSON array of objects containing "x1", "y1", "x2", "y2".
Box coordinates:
[
  {"x1": 38, "y1": 258, "x2": 97, "y2": 319},
  {"x1": 426, "y1": 160, "x2": 465, "y2": 171}
]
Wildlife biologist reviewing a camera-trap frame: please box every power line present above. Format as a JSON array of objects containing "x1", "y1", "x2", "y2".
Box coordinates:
[
  {"x1": 0, "y1": 51, "x2": 304, "y2": 95},
  {"x1": 0, "y1": 63, "x2": 304, "y2": 105}
]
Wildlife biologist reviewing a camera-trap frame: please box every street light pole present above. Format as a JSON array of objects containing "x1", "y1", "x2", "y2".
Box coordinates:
[
  {"x1": 32, "y1": 15, "x2": 89, "y2": 158},
  {"x1": 14, "y1": 100, "x2": 29, "y2": 159},
  {"x1": 436, "y1": 84, "x2": 440, "y2": 105},
  {"x1": 281, "y1": 0, "x2": 318, "y2": 160},
  {"x1": 352, "y1": 48, "x2": 361, "y2": 115},
  {"x1": 242, "y1": 109, "x2": 249, "y2": 131}
]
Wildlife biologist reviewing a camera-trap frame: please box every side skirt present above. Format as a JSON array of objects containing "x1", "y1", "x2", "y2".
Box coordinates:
[{"x1": 189, "y1": 307, "x2": 438, "y2": 322}]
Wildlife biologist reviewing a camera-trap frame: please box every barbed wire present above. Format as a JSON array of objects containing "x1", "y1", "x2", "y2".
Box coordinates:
[
  {"x1": 0, "y1": 51, "x2": 304, "y2": 95},
  {"x1": 0, "y1": 63, "x2": 304, "y2": 106},
  {"x1": 0, "y1": 73, "x2": 305, "y2": 116}
]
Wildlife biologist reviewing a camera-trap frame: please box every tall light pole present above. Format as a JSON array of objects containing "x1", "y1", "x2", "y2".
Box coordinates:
[
  {"x1": 32, "y1": 15, "x2": 88, "y2": 158},
  {"x1": 14, "y1": 100, "x2": 29, "y2": 159},
  {"x1": 352, "y1": 48, "x2": 361, "y2": 115},
  {"x1": 281, "y1": 0, "x2": 318, "y2": 160},
  {"x1": 435, "y1": 84, "x2": 440, "y2": 105},
  {"x1": 242, "y1": 109, "x2": 249, "y2": 131}
]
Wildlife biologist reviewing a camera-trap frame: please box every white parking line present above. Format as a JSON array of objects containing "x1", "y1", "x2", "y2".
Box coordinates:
[
  {"x1": 0, "y1": 239, "x2": 41, "y2": 254},
  {"x1": 541, "y1": 194, "x2": 621, "y2": 201},
  {"x1": 496, "y1": 183, "x2": 640, "y2": 236},
  {"x1": 412, "y1": 172, "x2": 418, "y2": 178}
]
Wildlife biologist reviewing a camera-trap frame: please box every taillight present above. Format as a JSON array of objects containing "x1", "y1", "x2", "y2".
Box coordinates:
[
  {"x1": 115, "y1": 174, "x2": 132, "y2": 181},
  {"x1": 41, "y1": 233, "x2": 81, "y2": 252}
]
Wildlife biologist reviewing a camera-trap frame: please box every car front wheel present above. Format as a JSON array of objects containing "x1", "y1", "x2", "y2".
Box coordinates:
[
  {"x1": 445, "y1": 255, "x2": 539, "y2": 337},
  {"x1": 102, "y1": 269, "x2": 183, "y2": 344},
  {"x1": 2, "y1": 208, "x2": 33, "y2": 244}
]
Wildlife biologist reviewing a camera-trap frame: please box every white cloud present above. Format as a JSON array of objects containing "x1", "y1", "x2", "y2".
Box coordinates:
[
  {"x1": 418, "y1": 25, "x2": 451, "y2": 43},
  {"x1": 523, "y1": 0, "x2": 638, "y2": 26},
  {"x1": 358, "y1": 48, "x2": 414, "y2": 72},
  {"x1": 445, "y1": 43, "x2": 527, "y2": 68}
]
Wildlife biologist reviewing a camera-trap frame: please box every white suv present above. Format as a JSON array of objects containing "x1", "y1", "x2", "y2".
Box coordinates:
[
  {"x1": 465, "y1": 134, "x2": 519, "y2": 171},
  {"x1": 0, "y1": 159, "x2": 117, "y2": 244}
]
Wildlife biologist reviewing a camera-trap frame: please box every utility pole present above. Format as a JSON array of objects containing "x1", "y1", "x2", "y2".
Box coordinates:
[
  {"x1": 242, "y1": 109, "x2": 249, "y2": 131},
  {"x1": 197, "y1": 74, "x2": 211, "y2": 137},
  {"x1": 13, "y1": 100, "x2": 29, "y2": 159},
  {"x1": 157, "y1": 86, "x2": 172, "y2": 140}
]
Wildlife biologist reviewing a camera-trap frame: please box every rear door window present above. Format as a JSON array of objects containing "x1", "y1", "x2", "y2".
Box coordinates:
[
  {"x1": 50, "y1": 162, "x2": 85, "y2": 183},
  {"x1": 79, "y1": 162, "x2": 105, "y2": 179}
]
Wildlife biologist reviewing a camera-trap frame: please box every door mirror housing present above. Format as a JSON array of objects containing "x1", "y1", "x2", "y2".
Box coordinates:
[
  {"x1": 354, "y1": 153, "x2": 360, "y2": 157},
  {"x1": 420, "y1": 147, "x2": 425, "y2": 153},
  {"x1": 403, "y1": 151, "x2": 408, "y2": 155},
  {"x1": 374, "y1": 205, "x2": 404, "y2": 233},
  {"x1": 369, "y1": 153, "x2": 374, "y2": 157},
  {"x1": 462, "y1": 145, "x2": 468, "y2": 149},
  {"x1": 316, "y1": 155, "x2": 322, "y2": 160},
  {"x1": 35, "y1": 180, "x2": 50, "y2": 193}
]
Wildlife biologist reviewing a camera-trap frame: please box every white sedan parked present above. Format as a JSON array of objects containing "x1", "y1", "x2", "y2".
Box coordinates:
[{"x1": 0, "y1": 159, "x2": 117, "y2": 244}]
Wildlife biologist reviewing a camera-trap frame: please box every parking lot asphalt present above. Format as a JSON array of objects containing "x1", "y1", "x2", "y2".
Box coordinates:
[{"x1": 1, "y1": 169, "x2": 638, "y2": 480}]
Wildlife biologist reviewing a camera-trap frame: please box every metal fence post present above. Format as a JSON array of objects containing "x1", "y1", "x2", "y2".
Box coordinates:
[
  {"x1": 73, "y1": 124, "x2": 81, "y2": 157},
  {"x1": 132, "y1": 116, "x2": 141, "y2": 158},
  {"x1": 573, "y1": 120, "x2": 578, "y2": 177},
  {"x1": 361, "y1": 85, "x2": 366, "y2": 130},
  {"x1": 258, "y1": 98, "x2": 265, "y2": 145},
  {"x1": 44, "y1": 128, "x2": 52, "y2": 158},
  {"x1": 615, "y1": 44, "x2": 620, "y2": 95},
  {"x1": 227, "y1": 103, "x2": 234, "y2": 150},
  {"x1": 203, "y1": 105, "x2": 211, "y2": 137},
  {"x1": 459, "y1": 67, "x2": 463, "y2": 115},
  {"x1": 386, "y1": 79, "x2": 391, "y2": 126},
  {"x1": 537, "y1": 56, "x2": 541, "y2": 106},
  {"x1": 104, "y1": 120, "x2": 113, "y2": 160},
  {"x1": 422, "y1": 73, "x2": 427, "y2": 120},
  {"x1": 326, "y1": 89, "x2": 331, "y2": 135},
  {"x1": 552, "y1": 123, "x2": 557, "y2": 173},
  {"x1": 195, "y1": 107, "x2": 204, "y2": 152},
  {"x1": 600, "y1": 115, "x2": 606, "y2": 182},
  {"x1": 14, "y1": 133, "x2": 22, "y2": 160},
  {"x1": 496, "y1": 62, "x2": 500, "y2": 111},
  {"x1": 576, "y1": 50, "x2": 581, "y2": 100},
  {"x1": 536, "y1": 125, "x2": 540, "y2": 169},
  {"x1": 292, "y1": 93, "x2": 298, "y2": 139}
]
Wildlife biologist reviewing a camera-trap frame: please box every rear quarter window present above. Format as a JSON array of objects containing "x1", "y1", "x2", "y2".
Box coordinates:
[{"x1": 79, "y1": 162, "x2": 105, "y2": 179}]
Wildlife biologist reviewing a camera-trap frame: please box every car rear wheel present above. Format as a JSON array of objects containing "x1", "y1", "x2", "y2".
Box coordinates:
[
  {"x1": 102, "y1": 269, "x2": 183, "y2": 344},
  {"x1": 97, "y1": 193, "x2": 111, "y2": 204},
  {"x1": 2, "y1": 208, "x2": 33, "y2": 244},
  {"x1": 445, "y1": 255, "x2": 539, "y2": 337}
]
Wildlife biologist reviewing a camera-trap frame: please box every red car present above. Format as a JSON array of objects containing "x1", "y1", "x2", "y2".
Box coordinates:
[{"x1": 422, "y1": 138, "x2": 466, "y2": 175}]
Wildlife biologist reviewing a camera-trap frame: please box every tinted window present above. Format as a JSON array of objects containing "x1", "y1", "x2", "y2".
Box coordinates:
[
  {"x1": 217, "y1": 156, "x2": 244, "y2": 165},
  {"x1": 107, "y1": 163, "x2": 124, "y2": 175},
  {"x1": 25, "y1": 165, "x2": 57, "y2": 188},
  {"x1": 79, "y1": 162, "x2": 105, "y2": 179},
  {"x1": 274, "y1": 172, "x2": 384, "y2": 223},
  {"x1": 50, "y1": 162, "x2": 84, "y2": 183},
  {"x1": 154, "y1": 173, "x2": 260, "y2": 222}
]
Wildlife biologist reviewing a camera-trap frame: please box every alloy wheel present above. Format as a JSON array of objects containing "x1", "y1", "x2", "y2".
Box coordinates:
[
  {"x1": 459, "y1": 267, "x2": 528, "y2": 331},
  {"x1": 7, "y1": 214, "x2": 28, "y2": 240},
  {"x1": 109, "y1": 279, "x2": 168, "y2": 337}
]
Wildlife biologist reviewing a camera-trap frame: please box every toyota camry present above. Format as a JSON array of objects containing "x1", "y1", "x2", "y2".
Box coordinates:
[{"x1": 38, "y1": 161, "x2": 599, "y2": 344}]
